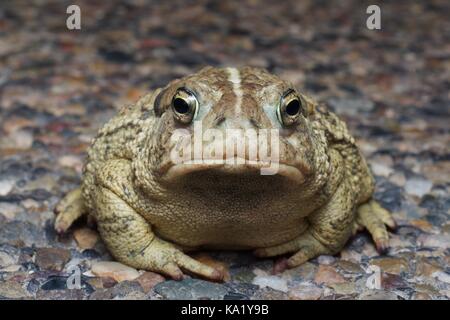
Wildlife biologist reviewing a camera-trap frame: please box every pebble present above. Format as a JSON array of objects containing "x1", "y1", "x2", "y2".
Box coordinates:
[
  {"x1": 35, "y1": 247, "x2": 71, "y2": 271},
  {"x1": 317, "y1": 255, "x2": 336, "y2": 265},
  {"x1": 329, "y1": 282, "x2": 357, "y2": 295},
  {"x1": 288, "y1": 284, "x2": 322, "y2": 300},
  {"x1": 224, "y1": 282, "x2": 259, "y2": 299},
  {"x1": 405, "y1": 178, "x2": 433, "y2": 197},
  {"x1": 336, "y1": 260, "x2": 364, "y2": 274},
  {"x1": 252, "y1": 275, "x2": 288, "y2": 292},
  {"x1": 73, "y1": 228, "x2": 99, "y2": 250},
  {"x1": 0, "y1": 202, "x2": 21, "y2": 220},
  {"x1": 415, "y1": 258, "x2": 442, "y2": 277},
  {"x1": 381, "y1": 273, "x2": 409, "y2": 290},
  {"x1": 359, "y1": 290, "x2": 399, "y2": 300},
  {"x1": 432, "y1": 271, "x2": 450, "y2": 284},
  {"x1": 0, "y1": 180, "x2": 14, "y2": 196},
  {"x1": 7, "y1": 130, "x2": 34, "y2": 150},
  {"x1": 252, "y1": 287, "x2": 289, "y2": 300},
  {"x1": 154, "y1": 278, "x2": 229, "y2": 300},
  {"x1": 91, "y1": 261, "x2": 140, "y2": 282},
  {"x1": 58, "y1": 155, "x2": 83, "y2": 172},
  {"x1": 0, "y1": 221, "x2": 47, "y2": 247},
  {"x1": 0, "y1": 280, "x2": 31, "y2": 299},
  {"x1": 417, "y1": 234, "x2": 450, "y2": 249},
  {"x1": 281, "y1": 262, "x2": 317, "y2": 281},
  {"x1": 111, "y1": 280, "x2": 145, "y2": 299},
  {"x1": 370, "y1": 257, "x2": 409, "y2": 275},
  {"x1": 135, "y1": 271, "x2": 165, "y2": 293},
  {"x1": 0, "y1": 251, "x2": 17, "y2": 268},
  {"x1": 314, "y1": 265, "x2": 346, "y2": 285},
  {"x1": 371, "y1": 163, "x2": 393, "y2": 177}
]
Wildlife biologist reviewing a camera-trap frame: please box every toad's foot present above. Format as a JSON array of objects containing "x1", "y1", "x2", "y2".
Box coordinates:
[
  {"x1": 130, "y1": 237, "x2": 224, "y2": 281},
  {"x1": 354, "y1": 200, "x2": 396, "y2": 253},
  {"x1": 54, "y1": 188, "x2": 86, "y2": 233},
  {"x1": 254, "y1": 230, "x2": 332, "y2": 268}
]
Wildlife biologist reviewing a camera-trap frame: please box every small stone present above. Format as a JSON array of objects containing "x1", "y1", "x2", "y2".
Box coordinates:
[
  {"x1": 415, "y1": 258, "x2": 442, "y2": 277},
  {"x1": 91, "y1": 261, "x2": 140, "y2": 282},
  {"x1": 415, "y1": 283, "x2": 440, "y2": 296},
  {"x1": 111, "y1": 280, "x2": 145, "y2": 299},
  {"x1": 340, "y1": 249, "x2": 362, "y2": 263},
  {"x1": 253, "y1": 287, "x2": 289, "y2": 300},
  {"x1": 0, "y1": 221, "x2": 47, "y2": 247},
  {"x1": 154, "y1": 278, "x2": 229, "y2": 300},
  {"x1": 282, "y1": 262, "x2": 317, "y2": 281},
  {"x1": 432, "y1": 271, "x2": 450, "y2": 284},
  {"x1": 21, "y1": 199, "x2": 40, "y2": 210},
  {"x1": 405, "y1": 178, "x2": 433, "y2": 197},
  {"x1": 314, "y1": 265, "x2": 346, "y2": 285},
  {"x1": 252, "y1": 275, "x2": 288, "y2": 292},
  {"x1": 35, "y1": 248, "x2": 71, "y2": 271},
  {"x1": 224, "y1": 282, "x2": 258, "y2": 299},
  {"x1": 102, "y1": 277, "x2": 118, "y2": 288},
  {"x1": 0, "y1": 180, "x2": 14, "y2": 196},
  {"x1": 0, "y1": 250, "x2": 17, "y2": 268},
  {"x1": 136, "y1": 271, "x2": 165, "y2": 293},
  {"x1": 89, "y1": 288, "x2": 114, "y2": 300},
  {"x1": 58, "y1": 155, "x2": 83, "y2": 172},
  {"x1": 409, "y1": 219, "x2": 434, "y2": 232},
  {"x1": 370, "y1": 257, "x2": 409, "y2": 275},
  {"x1": 73, "y1": 228, "x2": 99, "y2": 250},
  {"x1": 359, "y1": 290, "x2": 399, "y2": 300},
  {"x1": 0, "y1": 280, "x2": 30, "y2": 299},
  {"x1": 381, "y1": 273, "x2": 409, "y2": 290},
  {"x1": 417, "y1": 234, "x2": 450, "y2": 249},
  {"x1": 9, "y1": 130, "x2": 34, "y2": 149},
  {"x1": 412, "y1": 292, "x2": 432, "y2": 300},
  {"x1": 86, "y1": 277, "x2": 104, "y2": 289},
  {"x1": 230, "y1": 267, "x2": 256, "y2": 283},
  {"x1": 317, "y1": 255, "x2": 336, "y2": 265},
  {"x1": 336, "y1": 260, "x2": 364, "y2": 274},
  {"x1": 0, "y1": 202, "x2": 21, "y2": 220},
  {"x1": 329, "y1": 282, "x2": 357, "y2": 295},
  {"x1": 36, "y1": 288, "x2": 85, "y2": 300},
  {"x1": 288, "y1": 284, "x2": 322, "y2": 300},
  {"x1": 389, "y1": 172, "x2": 406, "y2": 187},
  {"x1": 371, "y1": 163, "x2": 393, "y2": 177}
]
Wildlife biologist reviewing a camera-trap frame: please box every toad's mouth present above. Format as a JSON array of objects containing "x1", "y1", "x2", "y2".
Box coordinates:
[{"x1": 161, "y1": 156, "x2": 308, "y2": 185}]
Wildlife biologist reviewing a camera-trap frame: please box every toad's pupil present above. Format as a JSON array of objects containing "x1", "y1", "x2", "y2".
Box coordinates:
[
  {"x1": 286, "y1": 99, "x2": 300, "y2": 116},
  {"x1": 173, "y1": 98, "x2": 190, "y2": 114}
]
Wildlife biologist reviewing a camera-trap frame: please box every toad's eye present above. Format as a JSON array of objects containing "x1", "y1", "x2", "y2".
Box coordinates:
[
  {"x1": 277, "y1": 90, "x2": 305, "y2": 126},
  {"x1": 171, "y1": 88, "x2": 198, "y2": 124}
]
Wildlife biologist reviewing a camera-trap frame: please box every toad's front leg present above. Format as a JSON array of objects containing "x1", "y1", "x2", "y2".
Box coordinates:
[
  {"x1": 92, "y1": 160, "x2": 223, "y2": 281},
  {"x1": 254, "y1": 180, "x2": 355, "y2": 267}
]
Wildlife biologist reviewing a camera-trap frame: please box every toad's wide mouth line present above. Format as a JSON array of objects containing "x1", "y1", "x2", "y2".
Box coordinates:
[{"x1": 162, "y1": 157, "x2": 306, "y2": 184}]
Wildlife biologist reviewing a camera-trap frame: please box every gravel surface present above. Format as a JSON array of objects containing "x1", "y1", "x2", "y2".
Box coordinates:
[{"x1": 0, "y1": 0, "x2": 449, "y2": 300}]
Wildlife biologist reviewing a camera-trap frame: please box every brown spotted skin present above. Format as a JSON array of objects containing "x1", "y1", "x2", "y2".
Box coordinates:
[{"x1": 55, "y1": 66, "x2": 394, "y2": 280}]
